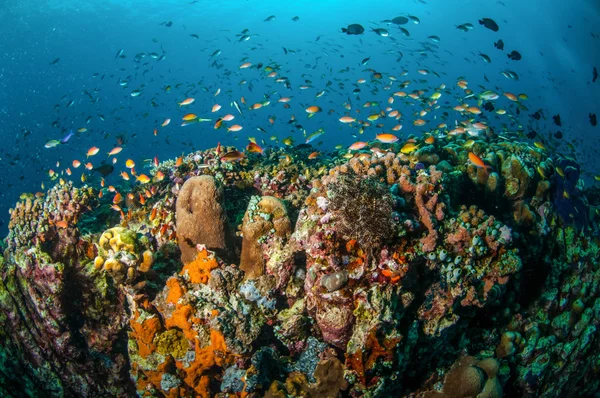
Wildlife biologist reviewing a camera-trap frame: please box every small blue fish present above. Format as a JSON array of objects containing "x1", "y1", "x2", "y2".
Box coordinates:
[
  {"x1": 305, "y1": 128, "x2": 325, "y2": 144},
  {"x1": 60, "y1": 129, "x2": 74, "y2": 144}
]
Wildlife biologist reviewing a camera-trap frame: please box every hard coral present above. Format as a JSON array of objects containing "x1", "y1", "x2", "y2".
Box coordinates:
[
  {"x1": 240, "y1": 195, "x2": 292, "y2": 282},
  {"x1": 175, "y1": 175, "x2": 233, "y2": 264},
  {"x1": 94, "y1": 226, "x2": 155, "y2": 284}
]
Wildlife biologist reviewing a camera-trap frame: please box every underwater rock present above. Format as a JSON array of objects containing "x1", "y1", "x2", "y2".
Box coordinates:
[
  {"x1": 175, "y1": 175, "x2": 232, "y2": 264},
  {"x1": 0, "y1": 243, "x2": 133, "y2": 396}
]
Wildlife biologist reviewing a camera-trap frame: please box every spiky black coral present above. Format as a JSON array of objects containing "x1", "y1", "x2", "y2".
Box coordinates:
[{"x1": 328, "y1": 175, "x2": 395, "y2": 249}]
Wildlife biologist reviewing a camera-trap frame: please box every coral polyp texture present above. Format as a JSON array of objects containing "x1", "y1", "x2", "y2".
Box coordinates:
[{"x1": 1, "y1": 141, "x2": 600, "y2": 397}]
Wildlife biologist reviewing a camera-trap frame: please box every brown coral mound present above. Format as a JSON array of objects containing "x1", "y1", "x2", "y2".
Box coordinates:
[
  {"x1": 176, "y1": 175, "x2": 232, "y2": 264},
  {"x1": 423, "y1": 355, "x2": 502, "y2": 398}
]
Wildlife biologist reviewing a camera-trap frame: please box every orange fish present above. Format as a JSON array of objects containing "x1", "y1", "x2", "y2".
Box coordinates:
[
  {"x1": 222, "y1": 114, "x2": 235, "y2": 121},
  {"x1": 424, "y1": 136, "x2": 435, "y2": 145},
  {"x1": 376, "y1": 133, "x2": 399, "y2": 144},
  {"x1": 176, "y1": 156, "x2": 183, "y2": 167},
  {"x1": 154, "y1": 171, "x2": 165, "y2": 182},
  {"x1": 214, "y1": 118, "x2": 223, "y2": 129},
  {"x1": 228, "y1": 124, "x2": 243, "y2": 132},
  {"x1": 305, "y1": 106, "x2": 321, "y2": 114},
  {"x1": 221, "y1": 150, "x2": 245, "y2": 162},
  {"x1": 72, "y1": 160, "x2": 81, "y2": 168},
  {"x1": 137, "y1": 174, "x2": 151, "y2": 184},
  {"x1": 246, "y1": 142, "x2": 263, "y2": 154},
  {"x1": 308, "y1": 151, "x2": 320, "y2": 159},
  {"x1": 87, "y1": 147, "x2": 100, "y2": 157},
  {"x1": 182, "y1": 113, "x2": 197, "y2": 121},
  {"x1": 339, "y1": 116, "x2": 355, "y2": 123},
  {"x1": 120, "y1": 171, "x2": 130, "y2": 181},
  {"x1": 55, "y1": 220, "x2": 68, "y2": 229},
  {"x1": 139, "y1": 194, "x2": 146, "y2": 205},
  {"x1": 349, "y1": 141, "x2": 368, "y2": 150},
  {"x1": 178, "y1": 98, "x2": 195, "y2": 106},
  {"x1": 162, "y1": 118, "x2": 171, "y2": 127},
  {"x1": 113, "y1": 192, "x2": 122, "y2": 204},
  {"x1": 468, "y1": 152, "x2": 492, "y2": 174},
  {"x1": 107, "y1": 147, "x2": 122, "y2": 156},
  {"x1": 150, "y1": 207, "x2": 157, "y2": 221}
]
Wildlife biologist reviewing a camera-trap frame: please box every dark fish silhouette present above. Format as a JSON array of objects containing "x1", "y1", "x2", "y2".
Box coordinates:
[
  {"x1": 391, "y1": 16, "x2": 409, "y2": 25},
  {"x1": 342, "y1": 24, "x2": 364, "y2": 35},
  {"x1": 553, "y1": 114, "x2": 562, "y2": 126},
  {"x1": 494, "y1": 39, "x2": 504, "y2": 50},
  {"x1": 479, "y1": 18, "x2": 499, "y2": 32},
  {"x1": 593, "y1": 66, "x2": 598, "y2": 83},
  {"x1": 482, "y1": 102, "x2": 494, "y2": 112},
  {"x1": 93, "y1": 164, "x2": 114, "y2": 177},
  {"x1": 590, "y1": 113, "x2": 597, "y2": 126},
  {"x1": 531, "y1": 111, "x2": 541, "y2": 120},
  {"x1": 554, "y1": 131, "x2": 563, "y2": 139},
  {"x1": 49, "y1": 57, "x2": 60, "y2": 65},
  {"x1": 507, "y1": 50, "x2": 522, "y2": 60}
]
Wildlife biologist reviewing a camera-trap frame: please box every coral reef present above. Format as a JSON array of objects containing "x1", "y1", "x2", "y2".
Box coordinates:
[{"x1": 1, "y1": 139, "x2": 600, "y2": 397}]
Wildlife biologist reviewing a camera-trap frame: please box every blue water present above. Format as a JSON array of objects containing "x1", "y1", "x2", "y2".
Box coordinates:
[{"x1": 0, "y1": 0, "x2": 599, "y2": 236}]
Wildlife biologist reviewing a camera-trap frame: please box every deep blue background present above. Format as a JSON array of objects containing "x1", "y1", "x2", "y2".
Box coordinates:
[{"x1": 0, "y1": 0, "x2": 599, "y2": 236}]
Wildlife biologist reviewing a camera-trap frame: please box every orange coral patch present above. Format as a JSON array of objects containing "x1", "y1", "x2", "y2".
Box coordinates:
[
  {"x1": 129, "y1": 313, "x2": 162, "y2": 358},
  {"x1": 165, "y1": 277, "x2": 185, "y2": 305},
  {"x1": 180, "y1": 248, "x2": 219, "y2": 284},
  {"x1": 165, "y1": 304, "x2": 196, "y2": 341},
  {"x1": 177, "y1": 329, "x2": 230, "y2": 397}
]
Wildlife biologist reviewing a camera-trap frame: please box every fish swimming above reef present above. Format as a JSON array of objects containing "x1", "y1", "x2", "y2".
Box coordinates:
[
  {"x1": 342, "y1": 24, "x2": 365, "y2": 35},
  {"x1": 479, "y1": 18, "x2": 499, "y2": 31},
  {"x1": 391, "y1": 16, "x2": 409, "y2": 25},
  {"x1": 93, "y1": 163, "x2": 114, "y2": 177},
  {"x1": 507, "y1": 50, "x2": 522, "y2": 60},
  {"x1": 494, "y1": 39, "x2": 504, "y2": 50}
]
